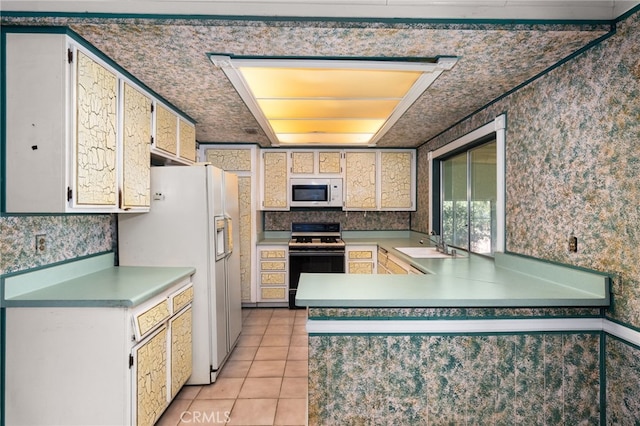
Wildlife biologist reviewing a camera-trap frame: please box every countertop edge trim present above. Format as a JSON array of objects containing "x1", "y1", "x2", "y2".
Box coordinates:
[{"x1": 306, "y1": 317, "x2": 605, "y2": 334}]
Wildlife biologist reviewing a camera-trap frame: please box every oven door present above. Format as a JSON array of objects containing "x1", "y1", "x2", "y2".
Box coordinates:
[{"x1": 288, "y1": 249, "x2": 345, "y2": 309}]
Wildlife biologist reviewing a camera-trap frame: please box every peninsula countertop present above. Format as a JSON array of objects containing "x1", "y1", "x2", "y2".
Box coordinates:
[{"x1": 293, "y1": 232, "x2": 610, "y2": 308}]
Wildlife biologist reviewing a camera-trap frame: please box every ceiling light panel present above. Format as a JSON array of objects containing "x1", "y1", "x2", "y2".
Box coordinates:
[
  {"x1": 277, "y1": 133, "x2": 373, "y2": 145},
  {"x1": 270, "y1": 119, "x2": 386, "y2": 134},
  {"x1": 239, "y1": 67, "x2": 423, "y2": 98},
  {"x1": 257, "y1": 99, "x2": 400, "y2": 119},
  {"x1": 211, "y1": 56, "x2": 458, "y2": 146}
]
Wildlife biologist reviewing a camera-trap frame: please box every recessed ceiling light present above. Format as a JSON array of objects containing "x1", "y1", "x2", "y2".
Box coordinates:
[{"x1": 210, "y1": 55, "x2": 457, "y2": 147}]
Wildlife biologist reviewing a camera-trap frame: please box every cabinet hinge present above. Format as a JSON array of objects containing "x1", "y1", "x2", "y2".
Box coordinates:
[
  {"x1": 150, "y1": 135, "x2": 154, "y2": 146},
  {"x1": 67, "y1": 187, "x2": 72, "y2": 202},
  {"x1": 67, "y1": 49, "x2": 73, "y2": 64},
  {"x1": 129, "y1": 354, "x2": 134, "y2": 369}
]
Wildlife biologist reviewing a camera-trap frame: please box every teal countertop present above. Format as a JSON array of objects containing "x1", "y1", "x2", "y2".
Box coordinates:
[
  {"x1": 294, "y1": 232, "x2": 610, "y2": 308},
  {"x1": 2, "y1": 253, "x2": 195, "y2": 308}
]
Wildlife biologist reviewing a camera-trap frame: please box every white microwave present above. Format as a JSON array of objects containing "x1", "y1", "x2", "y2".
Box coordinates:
[{"x1": 290, "y1": 178, "x2": 343, "y2": 208}]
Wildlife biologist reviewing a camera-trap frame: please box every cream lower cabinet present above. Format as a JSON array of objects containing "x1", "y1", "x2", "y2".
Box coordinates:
[
  {"x1": 5, "y1": 279, "x2": 193, "y2": 426},
  {"x1": 258, "y1": 246, "x2": 289, "y2": 303},
  {"x1": 378, "y1": 247, "x2": 425, "y2": 275},
  {"x1": 346, "y1": 245, "x2": 378, "y2": 274}
]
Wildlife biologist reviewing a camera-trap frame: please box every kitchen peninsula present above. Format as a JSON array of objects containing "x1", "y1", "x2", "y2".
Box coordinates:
[{"x1": 295, "y1": 233, "x2": 611, "y2": 424}]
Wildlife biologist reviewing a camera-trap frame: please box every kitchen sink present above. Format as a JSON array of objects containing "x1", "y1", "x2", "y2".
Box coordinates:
[{"x1": 394, "y1": 246, "x2": 462, "y2": 258}]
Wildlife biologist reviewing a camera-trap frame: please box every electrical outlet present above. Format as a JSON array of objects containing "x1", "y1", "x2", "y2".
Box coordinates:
[
  {"x1": 35, "y1": 234, "x2": 47, "y2": 254},
  {"x1": 568, "y1": 235, "x2": 578, "y2": 253}
]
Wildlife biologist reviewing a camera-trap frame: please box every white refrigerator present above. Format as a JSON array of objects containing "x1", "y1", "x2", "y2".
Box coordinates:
[{"x1": 118, "y1": 164, "x2": 242, "y2": 384}]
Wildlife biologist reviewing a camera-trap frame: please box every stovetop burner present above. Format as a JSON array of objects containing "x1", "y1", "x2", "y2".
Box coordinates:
[{"x1": 289, "y1": 222, "x2": 344, "y2": 248}]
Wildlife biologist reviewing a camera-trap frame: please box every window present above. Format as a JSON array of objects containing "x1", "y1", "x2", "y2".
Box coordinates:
[{"x1": 429, "y1": 115, "x2": 505, "y2": 256}]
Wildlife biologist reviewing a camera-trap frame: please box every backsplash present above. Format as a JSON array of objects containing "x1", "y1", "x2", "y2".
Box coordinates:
[
  {"x1": 0, "y1": 215, "x2": 116, "y2": 275},
  {"x1": 263, "y1": 210, "x2": 411, "y2": 231}
]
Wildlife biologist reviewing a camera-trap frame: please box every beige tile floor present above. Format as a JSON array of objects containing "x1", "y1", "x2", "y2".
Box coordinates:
[{"x1": 157, "y1": 308, "x2": 309, "y2": 426}]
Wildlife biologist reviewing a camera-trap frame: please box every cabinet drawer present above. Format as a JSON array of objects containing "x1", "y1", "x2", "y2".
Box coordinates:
[
  {"x1": 261, "y1": 287, "x2": 287, "y2": 300},
  {"x1": 348, "y1": 262, "x2": 374, "y2": 274},
  {"x1": 170, "y1": 284, "x2": 194, "y2": 313},
  {"x1": 260, "y1": 250, "x2": 286, "y2": 259},
  {"x1": 348, "y1": 250, "x2": 374, "y2": 260},
  {"x1": 261, "y1": 272, "x2": 286, "y2": 285},
  {"x1": 134, "y1": 299, "x2": 171, "y2": 339},
  {"x1": 261, "y1": 261, "x2": 286, "y2": 271}
]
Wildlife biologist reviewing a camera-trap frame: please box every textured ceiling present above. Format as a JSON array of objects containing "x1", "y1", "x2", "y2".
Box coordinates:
[{"x1": 0, "y1": 14, "x2": 616, "y2": 147}]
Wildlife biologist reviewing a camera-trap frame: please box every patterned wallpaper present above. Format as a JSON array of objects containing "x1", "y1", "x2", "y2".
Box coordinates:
[
  {"x1": 418, "y1": 9, "x2": 640, "y2": 330},
  {"x1": 416, "y1": 10, "x2": 640, "y2": 422},
  {"x1": 0, "y1": 215, "x2": 116, "y2": 275},
  {"x1": 264, "y1": 210, "x2": 410, "y2": 231}
]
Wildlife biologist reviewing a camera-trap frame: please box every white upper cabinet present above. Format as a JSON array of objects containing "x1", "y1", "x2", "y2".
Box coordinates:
[
  {"x1": 259, "y1": 148, "x2": 416, "y2": 211},
  {"x1": 260, "y1": 150, "x2": 289, "y2": 210},
  {"x1": 178, "y1": 118, "x2": 197, "y2": 163},
  {"x1": 344, "y1": 150, "x2": 416, "y2": 211},
  {"x1": 289, "y1": 150, "x2": 343, "y2": 177},
  {"x1": 152, "y1": 101, "x2": 196, "y2": 166},
  {"x1": 121, "y1": 81, "x2": 152, "y2": 210},
  {"x1": 344, "y1": 151, "x2": 378, "y2": 210},
  {"x1": 3, "y1": 29, "x2": 196, "y2": 213},
  {"x1": 379, "y1": 150, "x2": 416, "y2": 211}
]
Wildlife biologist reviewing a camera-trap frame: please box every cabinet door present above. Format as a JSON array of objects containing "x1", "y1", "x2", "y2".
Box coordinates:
[
  {"x1": 344, "y1": 151, "x2": 377, "y2": 210},
  {"x1": 121, "y1": 82, "x2": 152, "y2": 209},
  {"x1": 133, "y1": 326, "x2": 168, "y2": 426},
  {"x1": 318, "y1": 151, "x2": 342, "y2": 175},
  {"x1": 179, "y1": 119, "x2": 197, "y2": 162},
  {"x1": 154, "y1": 103, "x2": 178, "y2": 155},
  {"x1": 170, "y1": 306, "x2": 193, "y2": 399},
  {"x1": 386, "y1": 254, "x2": 410, "y2": 274},
  {"x1": 74, "y1": 49, "x2": 119, "y2": 207},
  {"x1": 290, "y1": 151, "x2": 315, "y2": 175},
  {"x1": 261, "y1": 151, "x2": 289, "y2": 210},
  {"x1": 380, "y1": 151, "x2": 415, "y2": 210}
]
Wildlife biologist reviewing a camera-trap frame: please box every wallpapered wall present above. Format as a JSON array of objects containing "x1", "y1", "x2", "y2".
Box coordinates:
[
  {"x1": 415, "y1": 9, "x2": 640, "y2": 422},
  {"x1": 0, "y1": 215, "x2": 115, "y2": 275},
  {"x1": 264, "y1": 210, "x2": 411, "y2": 231},
  {"x1": 416, "y1": 9, "x2": 639, "y2": 330}
]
